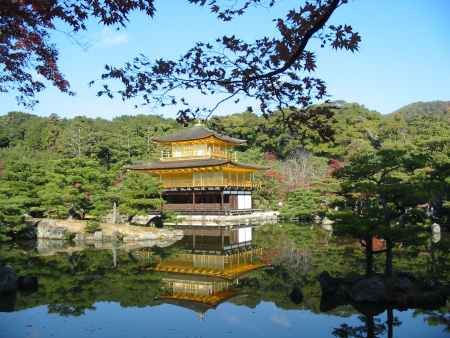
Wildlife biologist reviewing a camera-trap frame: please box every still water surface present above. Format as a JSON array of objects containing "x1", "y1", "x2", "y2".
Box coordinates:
[{"x1": 0, "y1": 224, "x2": 448, "y2": 338}]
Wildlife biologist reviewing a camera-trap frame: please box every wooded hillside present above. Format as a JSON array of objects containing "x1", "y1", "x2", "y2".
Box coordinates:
[
  {"x1": 0, "y1": 100, "x2": 449, "y2": 240},
  {"x1": 392, "y1": 100, "x2": 450, "y2": 121}
]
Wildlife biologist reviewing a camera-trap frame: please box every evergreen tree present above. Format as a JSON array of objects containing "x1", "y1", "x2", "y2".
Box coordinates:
[
  {"x1": 0, "y1": 160, "x2": 48, "y2": 240},
  {"x1": 332, "y1": 145, "x2": 429, "y2": 275},
  {"x1": 114, "y1": 172, "x2": 163, "y2": 217},
  {"x1": 39, "y1": 158, "x2": 113, "y2": 219}
]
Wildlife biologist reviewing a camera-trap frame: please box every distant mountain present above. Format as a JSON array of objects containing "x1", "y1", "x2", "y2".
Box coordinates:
[{"x1": 392, "y1": 100, "x2": 450, "y2": 120}]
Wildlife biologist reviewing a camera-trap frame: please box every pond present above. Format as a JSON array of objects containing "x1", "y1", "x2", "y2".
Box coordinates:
[{"x1": 0, "y1": 223, "x2": 449, "y2": 338}]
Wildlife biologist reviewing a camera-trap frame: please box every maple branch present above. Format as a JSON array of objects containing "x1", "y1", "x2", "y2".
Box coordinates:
[{"x1": 247, "y1": 0, "x2": 340, "y2": 82}]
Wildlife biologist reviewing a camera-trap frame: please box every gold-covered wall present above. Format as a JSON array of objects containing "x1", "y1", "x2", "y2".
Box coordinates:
[
  {"x1": 160, "y1": 137, "x2": 236, "y2": 161},
  {"x1": 164, "y1": 277, "x2": 233, "y2": 296},
  {"x1": 160, "y1": 169, "x2": 254, "y2": 188}
]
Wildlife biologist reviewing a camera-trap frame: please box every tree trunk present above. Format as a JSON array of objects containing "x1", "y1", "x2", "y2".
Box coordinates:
[
  {"x1": 146, "y1": 130, "x2": 151, "y2": 157},
  {"x1": 385, "y1": 238, "x2": 393, "y2": 276},
  {"x1": 365, "y1": 235, "x2": 374, "y2": 276},
  {"x1": 127, "y1": 135, "x2": 131, "y2": 159},
  {"x1": 366, "y1": 315, "x2": 375, "y2": 338},
  {"x1": 77, "y1": 127, "x2": 82, "y2": 157},
  {"x1": 387, "y1": 308, "x2": 394, "y2": 338}
]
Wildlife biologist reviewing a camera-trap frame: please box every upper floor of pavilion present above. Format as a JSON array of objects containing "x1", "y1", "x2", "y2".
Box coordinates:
[{"x1": 153, "y1": 125, "x2": 246, "y2": 161}]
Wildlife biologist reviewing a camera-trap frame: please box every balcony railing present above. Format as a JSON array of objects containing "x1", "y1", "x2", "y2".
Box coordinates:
[
  {"x1": 161, "y1": 177, "x2": 256, "y2": 189},
  {"x1": 160, "y1": 150, "x2": 237, "y2": 161}
]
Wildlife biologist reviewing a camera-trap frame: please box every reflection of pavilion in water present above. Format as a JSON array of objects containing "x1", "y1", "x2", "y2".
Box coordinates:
[{"x1": 154, "y1": 225, "x2": 265, "y2": 313}]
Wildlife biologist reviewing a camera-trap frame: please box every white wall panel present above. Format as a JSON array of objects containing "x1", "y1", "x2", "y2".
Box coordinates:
[
  {"x1": 237, "y1": 194, "x2": 246, "y2": 209},
  {"x1": 238, "y1": 227, "x2": 252, "y2": 243},
  {"x1": 244, "y1": 195, "x2": 252, "y2": 209}
]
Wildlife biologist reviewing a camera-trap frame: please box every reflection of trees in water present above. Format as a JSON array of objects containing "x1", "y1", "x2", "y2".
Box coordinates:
[
  {"x1": 333, "y1": 315, "x2": 385, "y2": 338},
  {"x1": 414, "y1": 310, "x2": 450, "y2": 334},
  {"x1": 1, "y1": 224, "x2": 448, "y2": 338},
  {"x1": 333, "y1": 309, "x2": 401, "y2": 338},
  {"x1": 0, "y1": 245, "x2": 165, "y2": 315},
  {"x1": 272, "y1": 240, "x2": 312, "y2": 275},
  {"x1": 254, "y1": 224, "x2": 450, "y2": 336},
  {"x1": 48, "y1": 304, "x2": 96, "y2": 317}
]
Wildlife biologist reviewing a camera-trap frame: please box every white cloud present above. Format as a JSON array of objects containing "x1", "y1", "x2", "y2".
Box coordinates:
[
  {"x1": 270, "y1": 314, "x2": 291, "y2": 328},
  {"x1": 223, "y1": 314, "x2": 241, "y2": 325},
  {"x1": 98, "y1": 28, "x2": 129, "y2": 47}
]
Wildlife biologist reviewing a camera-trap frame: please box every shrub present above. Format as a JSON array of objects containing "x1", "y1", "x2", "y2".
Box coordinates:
[{"x1": 85, "y1": 220, "x2": 101, "y2": 233}]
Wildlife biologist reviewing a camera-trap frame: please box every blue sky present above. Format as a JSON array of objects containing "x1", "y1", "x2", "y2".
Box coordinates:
[{"x1": 1, "y1": 0, "x2": 449, "y2": 119}]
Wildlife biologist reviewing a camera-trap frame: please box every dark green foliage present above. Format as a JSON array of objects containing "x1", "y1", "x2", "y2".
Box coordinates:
[
  {"x1": 0, "y1": 99, "x2": 449, "y2": 240},
  {"x1": 281, "y1": 189, "x2": 324, "y2": 220},
  {"x1": 0, "y1": 112, "x2": 48, "y2": 151},
  {"x1": 115, "y1": 172, "x2": 163, "y2": 217},
  {"x1": 333, "y1": 146, "x2": 428, "y2": 231},
  {"x1": 0, "y1": 112, "x2": 179, "y2": 166},
  {"x1": 0, "y1": 157, "x2": 114, "y2": 240},
  {"x1": 39, "y1": 158, "x2": 113, "y2": 219},
  {"x1": 330, "y1": 141, "x2": 450, "y2": 275},
  {"x1": 0, "y1": 159, "x2": 49, "y2": 240},
  {"x1": 93, "y1": 172, "x2": 163, "y2": 221},
  {"x1": 0, "y1": 101, "x2": 444, "y2": 164}
]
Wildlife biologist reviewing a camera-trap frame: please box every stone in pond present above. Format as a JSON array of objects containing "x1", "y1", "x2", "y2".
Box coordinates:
[
  {"x1": 0, "y1": 265, "x2": 17, "y2": 293},
  {"x1": 18, "y1": 276, "x2": 38, "y2": 292}
]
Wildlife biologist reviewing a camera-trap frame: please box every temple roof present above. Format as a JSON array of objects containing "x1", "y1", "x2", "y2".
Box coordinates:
[
  {"x1": 163, "y1": 293, "x2": 237, "y2": 312},
  {"x1": 127, "y1": 159, "x2": 267, "y2": 171},
  {"x1": 152, "y1": 125, "x2": 246, "y2": 145}
]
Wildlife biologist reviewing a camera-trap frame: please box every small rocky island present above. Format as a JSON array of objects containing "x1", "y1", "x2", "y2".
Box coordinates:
[
  {"x1": 33, "y1": 218, "x2": 183, "y2": 243},
  {"x1": 319, "y1": 271, "x2": 449, "y2": 314}
]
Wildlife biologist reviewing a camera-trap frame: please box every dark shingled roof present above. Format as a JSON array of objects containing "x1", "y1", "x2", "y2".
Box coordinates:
[
  {"x1": 163, "y1": 297, "x2": 222, "y2": 313},
  {"x1": 152, "y1": 125, "x2": 246, "y2": 145},
  {"x1": 126, "y1": 159, "x2": 267, "y2": 171}
]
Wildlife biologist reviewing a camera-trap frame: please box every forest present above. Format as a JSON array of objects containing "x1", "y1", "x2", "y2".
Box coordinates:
[{"x1": 0, "y1": 100, "x2": 449, "y2": 243}]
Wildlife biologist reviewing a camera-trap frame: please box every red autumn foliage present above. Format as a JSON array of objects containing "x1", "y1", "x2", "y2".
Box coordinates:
[
  {"x1": 362, "y1": 237, "x2": 386, "y2": 253},
  {"x1": 265, "y1": 169, "x2": 284, "y2": 184},
  {"x1": 1, "y1": 0, "x2": 156, "y2": 107},
  {"x1": 327, "y1": 158, "x2": 345, "y2": 175}
]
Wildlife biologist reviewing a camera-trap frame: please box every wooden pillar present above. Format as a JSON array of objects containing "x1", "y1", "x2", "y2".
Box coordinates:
[
  {"x1": 192, "y1": 190, "x2": 195, "y2": 210},
  {"x1": 220, "y1": 190, "x2": 224, "y2": 210}
]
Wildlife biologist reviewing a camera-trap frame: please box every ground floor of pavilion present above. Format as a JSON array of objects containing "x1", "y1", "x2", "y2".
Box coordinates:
[{"x1": 162, "y1": 188, "x2": 253, "y2": 214}]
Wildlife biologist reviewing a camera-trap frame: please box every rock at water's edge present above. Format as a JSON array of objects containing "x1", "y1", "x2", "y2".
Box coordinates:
[
  {"x1": 290, "y1": 286, "x2": 304, "y2": 304},
  {"x1": 319, "y1": 272, "x2": 340, "y2": 295},
  {"x1": 37, "y1": 220, "x2": 68, "y2": 240},
  {"x1": 0, "y1": 265, "x2": 17, "y2": 293},
  {"x1": 93, "y1": 231, "x2": 103, "y2": 242},
  {"x1": 130, "y1": 215, "x2": 157, "y2": 226},
  {"x1": 351, "y1": 276, "x2": 387, "y2": 303},
  {"x1": 17, "y1": 276, "x2": 38, "y2": 292},
  {"x1": 319, "y1": 271, "x2": 449, "y2": 312}
]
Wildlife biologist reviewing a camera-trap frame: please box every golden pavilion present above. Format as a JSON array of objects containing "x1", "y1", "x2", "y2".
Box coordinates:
[{"x1": 127, "y1": 125, "x2": 266, "y2": 214}]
